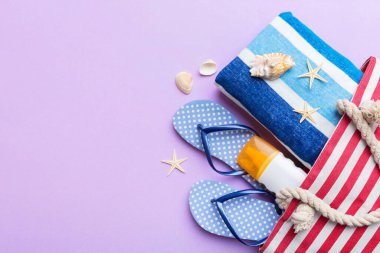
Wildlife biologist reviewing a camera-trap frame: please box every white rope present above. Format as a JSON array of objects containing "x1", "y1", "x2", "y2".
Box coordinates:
[
  {"x1": 277, "y1": 99, "x2": 380, "y2": 233},
  {"x1": 276, "y1": 188, "x2": 380, "y2": 233},
  {"x1": 337, "y1": 99, "x2": 380, "y2": 165}
]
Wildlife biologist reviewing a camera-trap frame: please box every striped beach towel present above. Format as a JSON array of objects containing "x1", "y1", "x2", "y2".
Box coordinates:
[
  {"x1": 261, "y1": 57, "x2": 380, "y2": 252},
  {"x1": 215, "y1": 12, "x2": 363, "y2": 168}
]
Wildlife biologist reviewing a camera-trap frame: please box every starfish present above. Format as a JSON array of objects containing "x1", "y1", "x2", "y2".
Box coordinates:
[
  {"x1": 298, "y1": 59, "x2": 327, "y2": 89},
  {"x1": 161, "y1": 150, "x2": 188, "y2": 176},
  {"x1": 293, "y1": 101, "x2": 320, "y2": 124}
]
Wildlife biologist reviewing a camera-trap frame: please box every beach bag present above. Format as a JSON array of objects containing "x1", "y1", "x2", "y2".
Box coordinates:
[{"x1": 261, "y1": 57, "x2": 380, "y2": 252}]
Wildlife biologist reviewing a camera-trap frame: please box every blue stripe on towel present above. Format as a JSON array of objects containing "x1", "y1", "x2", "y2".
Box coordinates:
[
  {"x1": 246, "y1": 25, "x2": 351, "y2": 126},
  {"x1": 215, "y1": 57, "x2": 327, "y2": 165},
  {"x1": 279, "y1": 12, "x2": 363, "y2": 83}
]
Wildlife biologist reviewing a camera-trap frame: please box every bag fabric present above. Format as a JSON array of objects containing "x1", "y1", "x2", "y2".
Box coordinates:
[
  {"x1": 261, "y1": 57, "x2": 380, "y2": 253},
  {"x1": 215, "y1": 12, "x2": 363, "y2": 168}
]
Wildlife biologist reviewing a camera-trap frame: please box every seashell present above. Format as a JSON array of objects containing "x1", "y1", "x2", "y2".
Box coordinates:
[
  {"x1": 249, "y1": 53, "x2": 295, "y2": 81},
  {"x1": 175, "y1": 71, "x2": 193, "y2": 94},
  {"x1": 199, "y1": 59, "x2": 217, "y2": 76}
]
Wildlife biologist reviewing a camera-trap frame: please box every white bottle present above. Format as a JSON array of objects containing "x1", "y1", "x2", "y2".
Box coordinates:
[{"x1": 237, "y1": 135, "x2": 307, "y2": 193}]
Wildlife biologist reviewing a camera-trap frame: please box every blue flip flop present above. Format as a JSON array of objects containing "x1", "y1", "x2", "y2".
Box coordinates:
[
  {"x1": 189, "y1": 180, "x2": 282, "y2": 246},
  {"x1": 173, "y1": 100, "x2": 262, "y2": 188}
]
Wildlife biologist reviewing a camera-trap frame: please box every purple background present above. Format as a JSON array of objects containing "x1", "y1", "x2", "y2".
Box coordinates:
[{"x1": 0, "y1": 1, "x2": 379, "y2": 252}]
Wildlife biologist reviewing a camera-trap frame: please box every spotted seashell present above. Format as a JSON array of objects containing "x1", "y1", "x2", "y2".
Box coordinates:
[{"x1": 249, "y1": 53, "x2": 295, "y2": 81}]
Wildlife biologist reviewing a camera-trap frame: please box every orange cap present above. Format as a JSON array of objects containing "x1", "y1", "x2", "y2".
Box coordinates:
[{"x1": 237, "y1": 136, "x2": 279, "y2": 180}]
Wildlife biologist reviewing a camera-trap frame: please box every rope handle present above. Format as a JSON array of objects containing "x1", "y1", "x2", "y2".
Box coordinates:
[
  {"x1": 276, "y1": 188, "x2": 380, "y2": 233},
  {"x1": 337, "y1": 99, "x2": 380, "y2": 164},
  {"x1": 277, "y1": 99, "x2": 380, "y2": 233}
]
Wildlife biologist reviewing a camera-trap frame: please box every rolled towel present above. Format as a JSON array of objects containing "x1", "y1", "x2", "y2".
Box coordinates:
[{"x1": 215, "y1": 12, "x2": 363, "y2": 168}]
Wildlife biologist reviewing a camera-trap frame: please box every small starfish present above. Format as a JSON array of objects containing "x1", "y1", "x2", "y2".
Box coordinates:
[
  {"x1": 293, "y1": 101, "x2": 320, "y2": 124},
  {"x1": 298, "y1": 59, "x2": 327, "y2": 89},
  {"x1": 161, "y1": 150, "x2": 188, "y2": 176}
]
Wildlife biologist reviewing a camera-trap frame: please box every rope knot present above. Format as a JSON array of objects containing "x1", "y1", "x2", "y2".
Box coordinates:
[
  {"x1": 359, "y1": 100, "x2": 380, "y2": 124},
  {"x1": 291, "y1": 203, "x2": 315, "y2": 233}
]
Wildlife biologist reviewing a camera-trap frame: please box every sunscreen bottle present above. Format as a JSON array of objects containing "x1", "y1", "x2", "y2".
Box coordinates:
[{"x1": 237, "y1": 136, "x2": 307, "y2": 193}]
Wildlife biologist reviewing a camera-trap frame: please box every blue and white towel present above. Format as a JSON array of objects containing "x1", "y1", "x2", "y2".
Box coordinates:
[{"x1": 215, "y1": 12, "x2": 363, "y2": 168}]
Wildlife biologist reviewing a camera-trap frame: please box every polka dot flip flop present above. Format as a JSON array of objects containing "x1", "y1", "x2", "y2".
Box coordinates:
[
  {"x1": 173, "y1": 100, "x2": 263, "y2": 188},
  {"x1": 189, "y1": 180, "x2": 282, "y2": 246}
]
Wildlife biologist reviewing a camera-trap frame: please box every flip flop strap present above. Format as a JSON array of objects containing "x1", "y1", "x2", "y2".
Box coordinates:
[
  {"x1": 211, "y1": 189, "x2": 283, "y2": 247},
  {"x1": 197, "y1": 124, "x2": 258, "y2": 176}
]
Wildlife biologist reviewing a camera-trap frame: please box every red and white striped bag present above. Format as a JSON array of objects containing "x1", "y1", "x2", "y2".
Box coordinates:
[{"x1": 261, "y1": 57, "x2": 380, "y2": 252}]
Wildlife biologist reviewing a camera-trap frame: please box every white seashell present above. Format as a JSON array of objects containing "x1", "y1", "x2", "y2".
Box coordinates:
[
  {"x1": 249, "y1": 53, "x2": 295, "y2": 81},
  {"x1": 175, "y1": 71, "x2": 193, "y2": 94},
  {"x1": 199, "y1": 59, "x2": 217, "y2": 76}
]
